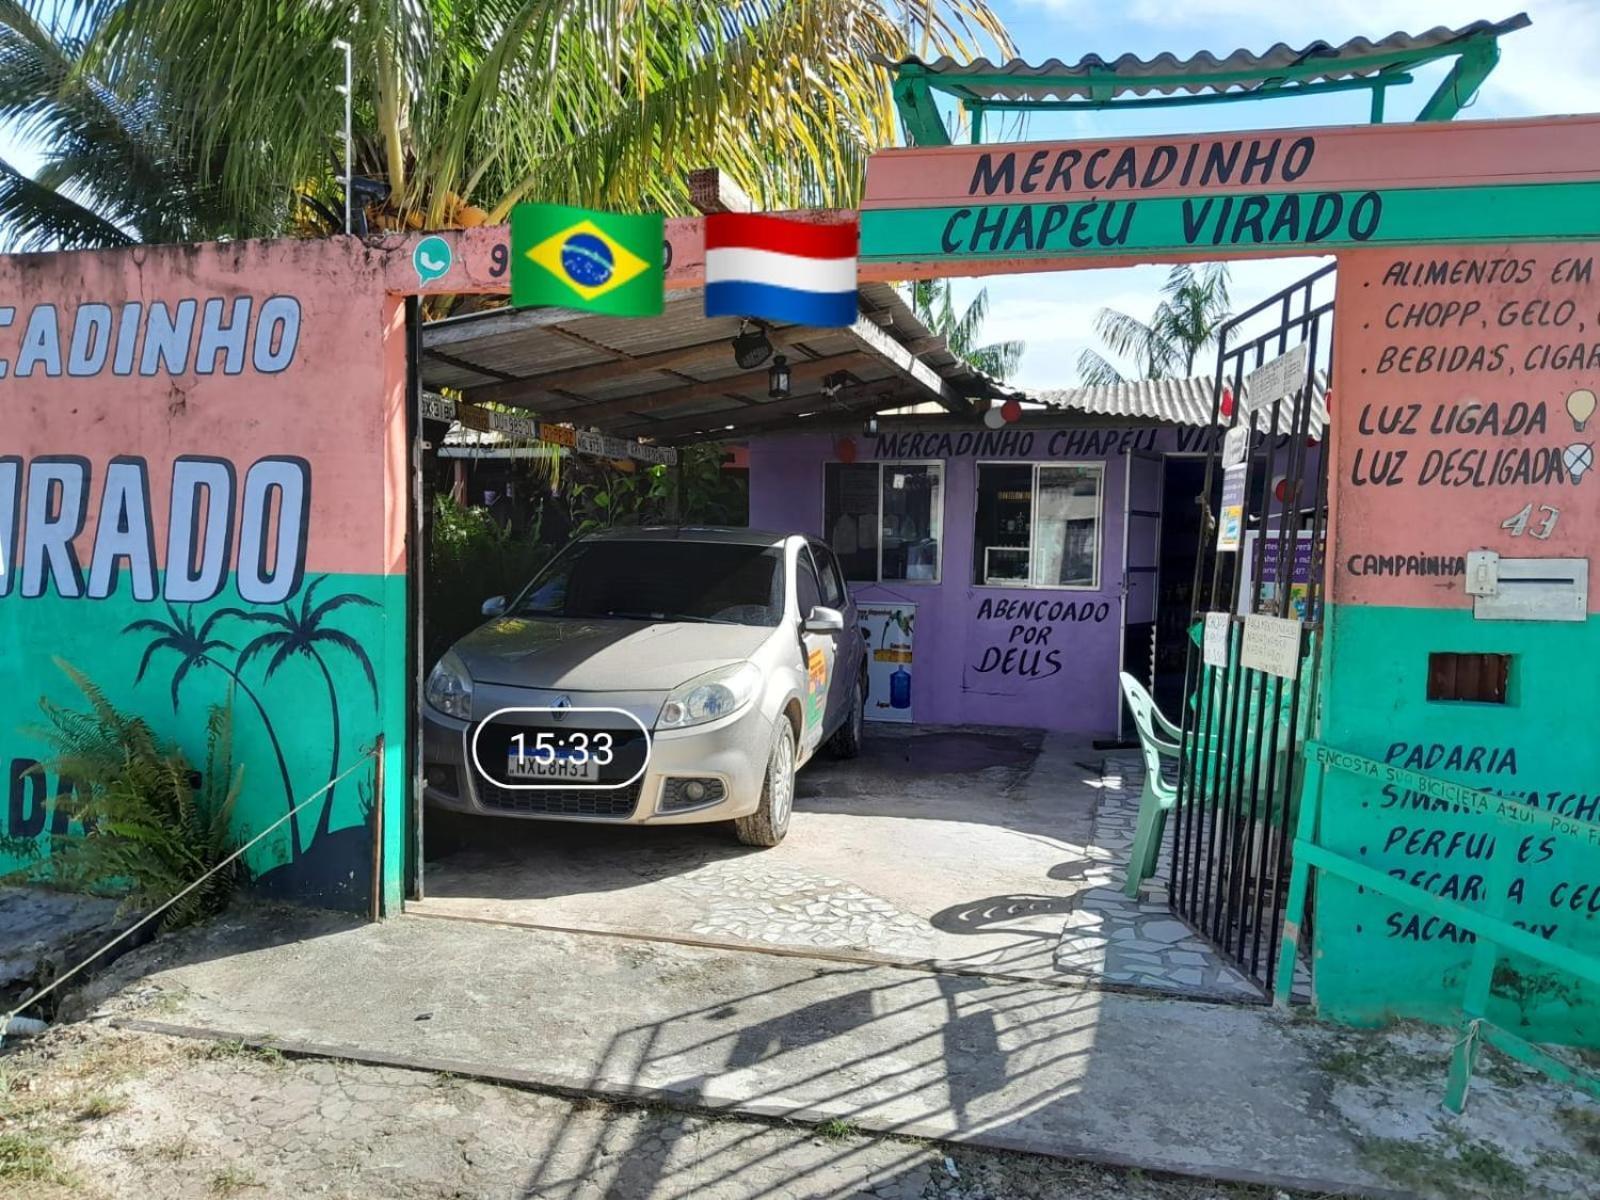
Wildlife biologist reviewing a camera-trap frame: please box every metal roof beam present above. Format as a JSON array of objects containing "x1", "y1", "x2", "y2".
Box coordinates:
[
  {"x1": 1416, "y1": 38, "x2": 1501, "y2": 121},
  {"x1": 624, "y1": 384, "x2": 911, "y2": 442},
  {"x1": 968, "y1": 72, "x2": 1411, "y2": 119},
  {"x1": 459, "y1": 325, "x2": 819, "y2": 407},
  {"x1": 569, "y1": 351, "x2": 871, "y2": 425},
  {"x1": 892, "y1": 66, "x2": 951, "y2": 147}
]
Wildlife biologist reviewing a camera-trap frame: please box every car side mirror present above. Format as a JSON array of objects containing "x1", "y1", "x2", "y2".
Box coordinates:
[
  {"x1": 481, "y1": 595, "x2": 508, "y2": 617},
  {"x1": 803, "y1": 605, "x2": 844, "y2": 633}
]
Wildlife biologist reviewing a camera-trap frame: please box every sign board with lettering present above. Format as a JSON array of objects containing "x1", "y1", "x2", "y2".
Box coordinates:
[
  {"x1": 1239, "y1": 614, "x2": 1301, "y2": 680},
  {"x1": 1202, "y1": 612, "x2": 1231, "y2": 669},
  {"x1": 1332, "y1": 246, "x2": 1600, "y2": 610},
  {"x1": 857, "y1": 118, "x2": 1600, "y2": 269},
  {"x1": 1245, "y1": 344, "x2": 1308, "y2": 413}
]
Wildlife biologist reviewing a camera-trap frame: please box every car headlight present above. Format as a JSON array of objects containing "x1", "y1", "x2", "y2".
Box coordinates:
[
  {"x1": 658, "y1": 662, "x2": 762, "y2": 730},
  {"x1": 425, "y1": 651, "x2": 473, "y2": 719}
]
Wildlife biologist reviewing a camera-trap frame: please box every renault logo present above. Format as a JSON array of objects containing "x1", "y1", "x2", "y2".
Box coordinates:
[{"x1": 551, "y1": 695, "x2": 572, "y2": 722}]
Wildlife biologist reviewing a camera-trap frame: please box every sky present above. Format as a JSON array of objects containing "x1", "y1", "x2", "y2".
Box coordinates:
[
  {"x1": 944, "y1": 0, "x2": 1600, "y2": 389},
  {"x1": 3, "y1": 1, "x2": 1596, "y2": 391}
]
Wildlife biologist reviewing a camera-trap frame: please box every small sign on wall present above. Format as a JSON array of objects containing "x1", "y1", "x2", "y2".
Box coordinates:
[
  {"x1": 1217, "y1": 464, "x2": 1246, "y2": 551},
  {"x1": 860, "y1": 603, "x2": 915, "y2": 723},
  {"x1": 1203, "y1": 612, "x2": 1231, "y2": 668},
  {"x1": 1240, "y1": 614, "x2": 1302, "y2": 680}
]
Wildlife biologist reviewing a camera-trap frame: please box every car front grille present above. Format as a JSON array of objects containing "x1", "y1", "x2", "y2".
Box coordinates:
[{"x1": 475, "y1": 778, "x2": 643, "y2": 819}]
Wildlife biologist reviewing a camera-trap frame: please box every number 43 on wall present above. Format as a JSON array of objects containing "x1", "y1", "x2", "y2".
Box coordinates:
[{"x1": 1501, "y1": 503, "x2": 1560, "y2": 540}]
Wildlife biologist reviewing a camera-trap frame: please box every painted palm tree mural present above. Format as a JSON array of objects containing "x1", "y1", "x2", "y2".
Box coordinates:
[
  {"x1": 223, "y1": 578, "x2": 379, "y2": 844},
  {"x1": 125, "y1": 604, "x2": 303, "y2": 852},
  {"x1": 123, "y1": 578, "x2": 381, "y2": 898}
]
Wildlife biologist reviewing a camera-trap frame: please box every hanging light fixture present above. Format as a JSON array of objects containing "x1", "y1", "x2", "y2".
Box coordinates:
[
  {"x1": 768, "y1": 354, "x2": 791, "y2": 399},
  {"x1": 731, "y1": 320, "x2": 773, "y2": 369}
]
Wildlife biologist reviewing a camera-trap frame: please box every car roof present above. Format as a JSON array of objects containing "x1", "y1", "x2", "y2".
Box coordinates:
[{"x1": 581, "y1": 525, "x2": 795, "y2": 548}]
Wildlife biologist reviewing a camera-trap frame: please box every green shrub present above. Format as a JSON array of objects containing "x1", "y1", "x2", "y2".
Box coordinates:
[
  {"x1": 25, "y1": 660, "x2": 241, "y2": 928},
  {"x1": 425, "y1": 495, "x2": 553, "y2": 663}
]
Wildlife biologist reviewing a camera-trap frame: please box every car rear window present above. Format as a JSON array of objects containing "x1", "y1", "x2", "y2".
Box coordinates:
[{"x1": 515, "y1": 540, "x2": 785, "y2": 626}]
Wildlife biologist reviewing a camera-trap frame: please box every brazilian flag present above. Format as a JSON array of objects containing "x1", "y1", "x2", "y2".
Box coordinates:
[{"x1": 510, "y1": 203, "x2": 665, "y2": 317}]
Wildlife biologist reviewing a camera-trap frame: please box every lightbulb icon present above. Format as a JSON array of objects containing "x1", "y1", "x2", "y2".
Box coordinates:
[
  {"x1": 1563, "y1": 442, "x2": 1594, "y2": 484},
  {"x1": 1567, "y1": 388, "x2": 1597, "y2": 433}
]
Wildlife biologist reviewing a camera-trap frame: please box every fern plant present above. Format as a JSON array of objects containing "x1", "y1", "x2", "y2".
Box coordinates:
[{"x1": 26, "y1": 659, "x2": 241, "y2": 928}]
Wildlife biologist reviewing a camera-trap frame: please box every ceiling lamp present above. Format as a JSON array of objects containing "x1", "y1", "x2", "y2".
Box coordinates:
[
  {"x1": 732, "y1": 320, "x2": 773, "y2": 369},
  {"x1": 768, "y1": 354, "x2": 791, "y2": 399}
]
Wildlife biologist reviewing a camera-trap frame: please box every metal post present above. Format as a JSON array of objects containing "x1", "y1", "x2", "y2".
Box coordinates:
[{"x1": 333, "y1": 38, "x2": 353, "y2": 234}]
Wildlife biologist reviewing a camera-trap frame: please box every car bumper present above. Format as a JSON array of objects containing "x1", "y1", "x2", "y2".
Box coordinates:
[{"x1": 422, "y1": 700, "x2": 778, "y2": 825}]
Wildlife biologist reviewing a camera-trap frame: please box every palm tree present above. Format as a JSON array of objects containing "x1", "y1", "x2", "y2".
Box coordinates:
[
  {"x1": 0, "y1": 2, "x2": 245, "y2": 249},
  {"x1": 12, "y1": 0, "x2": 1010, "y2": 247},
  {"x1": 1077, "y1": 264, "x2": 1232, "y2": 386},
  {"x1": 124, "y1": 603, "x2": 303, "y2": 855},
  {"x1": 910, "y1": 279, "x2": 1024, "y2": 381},
  {"x1": 224, "y1": 577, "x2": 379, "y2": 844}
]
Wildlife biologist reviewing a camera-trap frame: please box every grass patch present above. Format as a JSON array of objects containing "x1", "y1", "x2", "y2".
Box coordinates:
[
  {"x1": 1362, "y1": 1132, "x2": 1528, "y2": 1199},
  {"x1": 1556, "y1": 1104, "x2": 1600, "y2": 1157},
  {"x1": 205, "y1": 1040, "x2": 284, "y2": 1066},
  {"x1": 816, "y1": 1117, "x2": 858, "y2": 1141},
  {"x1": 0, "y1": 1131, "x2": 70, "y2": 1186},
  {"x1": 74, "y1": 1091, "x2": 122, "y2": 1121},
  {"x1": 210, "y1": 1164, "x2": 260, "y2": 1195}
]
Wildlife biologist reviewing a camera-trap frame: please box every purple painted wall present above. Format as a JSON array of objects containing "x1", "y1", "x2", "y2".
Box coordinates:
[{"x1": 750, "y1": 424, "x2": 1227, "y2": 734}]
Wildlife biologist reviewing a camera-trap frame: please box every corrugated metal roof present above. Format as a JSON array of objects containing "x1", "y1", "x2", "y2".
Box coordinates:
[
  {"x1": 1033, "y1": 373, "x2": 1328, "y2": 434},
  {"x1": 875, "y1": 16, "x2": 1530, "y2": 101},
  {"x1": 420, "y1": 281, "x2": 997, "y2": 442}
]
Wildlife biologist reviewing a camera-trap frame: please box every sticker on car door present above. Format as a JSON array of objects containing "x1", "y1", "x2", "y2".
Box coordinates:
[{"x1": 806, "y1": 647, "x2": 828, "y2": 732}]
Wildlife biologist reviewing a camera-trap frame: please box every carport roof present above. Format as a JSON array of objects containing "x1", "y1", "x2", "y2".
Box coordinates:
[{"x1": 420, "y1": 283, "x2": 1003, "y2": 446}]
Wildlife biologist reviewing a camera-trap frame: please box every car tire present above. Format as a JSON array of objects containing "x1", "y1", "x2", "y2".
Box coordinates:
[
  {"x1": 734, "y1": 718, "x2": 796, "y2": 848},
  {"x1": 827, "y1": 674, "x2": 864, "y2": 759}
]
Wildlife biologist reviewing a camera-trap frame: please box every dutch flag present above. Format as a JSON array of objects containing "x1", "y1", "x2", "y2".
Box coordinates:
[{"x1": 704, "y1": 213, "x2": 859, "y2": 328}]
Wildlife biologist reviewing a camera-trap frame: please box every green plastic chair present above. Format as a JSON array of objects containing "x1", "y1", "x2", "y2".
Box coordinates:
[{"x1": 1119, "y1": 671, "x2": 1183, "y2": 898}]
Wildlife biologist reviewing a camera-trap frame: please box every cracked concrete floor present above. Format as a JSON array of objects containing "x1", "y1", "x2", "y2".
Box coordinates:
[{"x1": 4, "y1": 1024, "x2": 1304, "y2": 1200}]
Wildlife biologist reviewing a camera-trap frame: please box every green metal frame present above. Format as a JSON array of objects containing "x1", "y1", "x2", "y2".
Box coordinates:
[
  {"x1": 1277, "y1": 741, "x2": 1600, "y2": 1113},
  {"x1": 892, "y1": 27, "x2": 1514, "y2": 146}
]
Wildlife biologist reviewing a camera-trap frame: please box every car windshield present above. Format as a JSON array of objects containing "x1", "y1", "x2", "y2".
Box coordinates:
[{"x1": 514, "y1": 539, "x2": 785, "y2": 626}]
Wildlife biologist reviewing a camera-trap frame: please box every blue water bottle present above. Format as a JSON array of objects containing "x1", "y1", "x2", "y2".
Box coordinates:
[{"x1": 890, "y1": 665, "x2": 912, "y2": 709}]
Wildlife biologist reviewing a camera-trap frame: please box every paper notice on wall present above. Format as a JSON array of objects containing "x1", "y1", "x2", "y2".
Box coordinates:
[
  {"x1": 1203, "y1": 612, "x2": 1231, "y2": 668},
  {"x1": 1244, "y1": 343, "x2": 1308, "y2": 412},
  {"x1": 860, "y1": 603, "x2": 915, "y2": 724},
  {"x1": 1217, "y1": 463, "x2": 1246, "y2": 551},
  {"x1": 1221, "y1": 423, "x2": 1249, "y2": 468},
  {"x1": 1240, "y1": 613, "x2": 1302, "y2": 680}
]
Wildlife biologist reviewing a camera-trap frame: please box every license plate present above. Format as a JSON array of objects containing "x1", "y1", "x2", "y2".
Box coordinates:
[{"x1": 506, "y1": 751, "x2": 598, "y2": 782}]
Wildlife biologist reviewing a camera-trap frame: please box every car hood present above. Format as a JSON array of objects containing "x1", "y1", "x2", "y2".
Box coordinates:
[{"x1": 451, "y1": 616, "x2": 773, "y2": 692}]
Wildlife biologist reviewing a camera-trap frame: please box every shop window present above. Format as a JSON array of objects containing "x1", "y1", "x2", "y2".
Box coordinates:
[
  {"x1": 973, "y1": 463, "x2": 1102, "y2": 589},
  {"x1": 824, "y1": 461, "x2": 943, "y2": 583}
]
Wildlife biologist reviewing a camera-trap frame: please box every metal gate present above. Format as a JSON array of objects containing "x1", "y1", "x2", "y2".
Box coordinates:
[{"x1": 1170, "y1": 262, "x2": 1334, "y2": 994}]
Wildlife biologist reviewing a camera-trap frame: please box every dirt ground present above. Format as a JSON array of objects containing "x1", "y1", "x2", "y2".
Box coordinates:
[{"x1": 2, "y1": 1024, "x2": 1305, "y2": 1200}]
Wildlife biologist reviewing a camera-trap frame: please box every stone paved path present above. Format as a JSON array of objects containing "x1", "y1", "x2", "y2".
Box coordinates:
[{"x1": 1050, "y1": 755, "x2": 1262, "y2": 999}]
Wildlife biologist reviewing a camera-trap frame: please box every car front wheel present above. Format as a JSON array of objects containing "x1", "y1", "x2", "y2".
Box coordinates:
[{"x1": 734, "y1": 717, "x2": 796, "y2": 847}]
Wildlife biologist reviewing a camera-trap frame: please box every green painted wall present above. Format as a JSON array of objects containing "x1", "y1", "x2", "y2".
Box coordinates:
[
  {"x1": 0, "y1": 572, "x2": 403, "y2": 913},
  {"x1": 1314, "y1": 602, "x2": 1600, "y2": 1043}
]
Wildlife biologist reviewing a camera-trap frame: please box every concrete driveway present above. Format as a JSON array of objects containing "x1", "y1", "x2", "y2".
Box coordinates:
[{"x1": 413, "y1": 725, "x2": 1255, "y2": 996}]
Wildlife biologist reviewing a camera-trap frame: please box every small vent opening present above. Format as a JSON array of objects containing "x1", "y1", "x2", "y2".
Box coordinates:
[{"x1": 1427, "y1": 653, "x2": 1511, "y2": 704}]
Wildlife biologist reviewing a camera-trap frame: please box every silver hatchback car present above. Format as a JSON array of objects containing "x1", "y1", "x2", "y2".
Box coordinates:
[{"x1": 422, "y1": 527, "x2": 867, "y2": 846}]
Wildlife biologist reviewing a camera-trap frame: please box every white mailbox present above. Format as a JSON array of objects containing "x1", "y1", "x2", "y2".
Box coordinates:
[{"x1": 1465, "y1": 551, "x2": 1588, "y2": 622}]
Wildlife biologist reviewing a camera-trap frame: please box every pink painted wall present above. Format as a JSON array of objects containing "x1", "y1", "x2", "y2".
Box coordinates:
[{"x1": 1329, "y1": 243, "x2": 1600, "y2": 611}]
